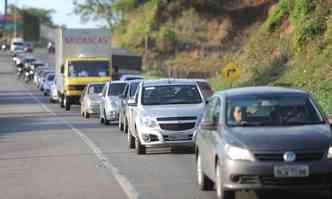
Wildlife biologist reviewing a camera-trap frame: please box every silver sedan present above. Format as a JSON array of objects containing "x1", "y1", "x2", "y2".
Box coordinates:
[{"x1": 80, "y1": 83, "x2": 104, "y2": 118}]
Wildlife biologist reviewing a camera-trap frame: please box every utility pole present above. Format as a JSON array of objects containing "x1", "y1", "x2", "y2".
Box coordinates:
[{"x1": 4, "y1": 0, "x2": 8, "y2": 16}]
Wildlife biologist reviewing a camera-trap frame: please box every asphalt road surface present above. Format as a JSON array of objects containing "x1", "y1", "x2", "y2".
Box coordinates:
[{"x1": 0, "y1": 50, "x2": 330, "y2": 199}]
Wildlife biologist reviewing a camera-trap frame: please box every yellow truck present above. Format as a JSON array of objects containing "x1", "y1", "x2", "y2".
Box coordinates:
[{"x1": 55, "y1": 28, "x2": 112, "y2": 111}]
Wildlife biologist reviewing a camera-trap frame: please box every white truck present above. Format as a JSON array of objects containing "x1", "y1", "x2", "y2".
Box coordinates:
[{"x1": 55, "y1": 28, "x2": 112, "y2": 111}]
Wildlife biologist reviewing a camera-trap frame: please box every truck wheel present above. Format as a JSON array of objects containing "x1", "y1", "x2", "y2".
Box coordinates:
[
  {"x1": 85, "y1": 112, "x2": 90, "y2": 119},
  {"x1": 64, "y1": 95, "x2": 71, "y2": 111},
  {"x1": 60, "y1": 96, "x2": 65, "y2": 108},
  {"x1": 135, "y1": 136, "x2": 146, "y2": 155}
]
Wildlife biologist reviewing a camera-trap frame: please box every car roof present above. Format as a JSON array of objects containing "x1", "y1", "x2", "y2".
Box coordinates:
[
  {"x1": 142, "y1": 79, "x2": 197, "y2": 87},
  {"x1": 215, "y1": 86, "x2": 308, "y2": 98},
  {"x1": 109, "y1": 80, "x2": 128, "y2": 84},
  {"x1": 87, "y1": 83, "x2": 105, "y2": 86}
]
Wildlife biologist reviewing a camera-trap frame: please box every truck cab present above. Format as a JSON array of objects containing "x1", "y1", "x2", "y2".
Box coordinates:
[{"x1": 60, "y1": 57, "x2": 111, "y2": 111}]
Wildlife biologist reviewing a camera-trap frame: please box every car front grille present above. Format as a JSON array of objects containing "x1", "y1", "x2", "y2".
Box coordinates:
[
  {"x1": 159, "y1": 123, "x2": 196, "y2": 131},
  {"x1": 254, "y1": 152, "x2": 324, "y2": 162},
  {"x1": 157, "y1": 117, "x2": 197, "y2": 121}
]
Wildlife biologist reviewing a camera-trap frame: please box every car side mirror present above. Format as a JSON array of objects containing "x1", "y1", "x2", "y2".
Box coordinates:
[
  {"x1": 127, "y1": 98, "x2": 137, "y2": 107},
  {"x1": 201, "y1": 121, "x2": 216, "y2": 131}
]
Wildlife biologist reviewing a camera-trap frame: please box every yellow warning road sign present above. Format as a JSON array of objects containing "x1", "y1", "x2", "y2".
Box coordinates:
[{"x1": 221, "y1": 63, "x2": 241, "y2": 82}]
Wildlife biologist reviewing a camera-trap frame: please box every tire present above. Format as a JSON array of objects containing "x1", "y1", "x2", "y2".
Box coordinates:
[
  {"x1": 119, "y1": 114, "x2": 124, "y2": 131},
  {"x1": 135, "y1": 136, "x2": 146, "y2": 155},
  {"x1": 197, "y1": 154, "x2": 214, "y2": 190},
  {"x1": 128, "y1": 130, "x2": 135, "y2": 149},
  {"x1": 48, "y1": 98, "x2": 54, "y2": 104},
  {"x1": 60, "y1": 96, "x2": 65, "y2": 108},
  {"x1": 103, "y1": 110, "x2": 110, "y2": 125},
  {"x1": 64, "y1": 95, "x2": 70, "y2": 111},
  {"x1": 124, "y1": 118, "x2": 129, "y2": 134},
  {"x1": 85, "y1": 112, "x2": 90, "y2": 119},
  {"x1": 216, "y1": 161, "x2": 235, "y2": 199},
  {"x1": 100, "y1": 113, "x2": 104, "y2": 124}
]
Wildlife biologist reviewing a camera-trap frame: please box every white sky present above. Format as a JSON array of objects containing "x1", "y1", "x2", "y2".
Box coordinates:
[{"x1": 0, "y1": 0, "x2": 107, "y2": 28}]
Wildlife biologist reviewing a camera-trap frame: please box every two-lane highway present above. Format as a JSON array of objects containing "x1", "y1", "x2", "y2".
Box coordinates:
[{"x1": 0, "y1": 51, "x2": 329, "y2": 199}]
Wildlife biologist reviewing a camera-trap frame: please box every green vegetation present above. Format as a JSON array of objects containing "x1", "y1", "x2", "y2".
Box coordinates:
[{"x1": 74, "y1": 0, "x2": 332, "y2": 115}]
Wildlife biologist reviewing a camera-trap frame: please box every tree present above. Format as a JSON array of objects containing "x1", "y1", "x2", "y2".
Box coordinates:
[{"x1": 73, "y1": 0, "x2": 114, "y2": 28}]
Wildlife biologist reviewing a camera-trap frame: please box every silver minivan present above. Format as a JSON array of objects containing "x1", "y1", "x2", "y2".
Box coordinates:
[
  {"x1": 127, "y1": 79, "x2": 206, "y2": 154},
  {"x1": 195, "y1": 87, "x2": 332, "y2": 199}
]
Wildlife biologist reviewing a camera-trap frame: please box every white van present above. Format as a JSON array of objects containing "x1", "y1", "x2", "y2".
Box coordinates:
[{"x1": 10, "y1": 37, "x2": 24, "y2": 52}]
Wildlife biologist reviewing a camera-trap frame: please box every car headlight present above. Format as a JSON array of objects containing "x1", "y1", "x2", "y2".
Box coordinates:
[
  {"x1": 140, "y1": 117, "x2": 158, "y2": 128},
  {"x1": 225, "y1": 144, "x2": 255, "y2": 161},
  {"x1": 327, "y1": 146, "x2": 332, "y2": 159}
]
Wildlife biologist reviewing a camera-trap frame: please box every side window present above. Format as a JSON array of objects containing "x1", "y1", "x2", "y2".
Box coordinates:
[
  {"x1": 102, "y1": 84, "x2": 107, "y2": 97},
  {"x1": 202, "y1": 97, "x2": 221, "y2": 130},
  {"x1": 134, "y1": 85, "x2": 141, "y2": 103},
  {"x1": 212, "y1": 99, "x2": 221, "y2": 127}
]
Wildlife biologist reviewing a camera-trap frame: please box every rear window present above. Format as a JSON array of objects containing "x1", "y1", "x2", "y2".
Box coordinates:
[{"x1": 108, "y1": 83, "x2": 127, "y2": 96}]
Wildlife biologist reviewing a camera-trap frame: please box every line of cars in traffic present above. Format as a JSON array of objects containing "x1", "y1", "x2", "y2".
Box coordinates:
[{"x1": 9, "y1": 46, "x2": 332, "y2": 199}]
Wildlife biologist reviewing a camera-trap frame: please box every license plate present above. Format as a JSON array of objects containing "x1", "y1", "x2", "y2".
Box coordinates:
[
  {"x1": 168, "y1": 134, "x2": 188, "y2": 141},
  {"x1": 274, "y1": 165, "x2": 309, "y2": 178}
]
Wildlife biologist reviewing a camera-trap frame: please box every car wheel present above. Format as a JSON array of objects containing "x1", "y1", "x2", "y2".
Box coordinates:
[
  {"x1": 197, "y1": 153, "x2": 214, "y2": 190},
  {"x1": 104, "y1": 110, "x2": 110, "y2": 125},
  {"x1": 216, "y1": 161, "x2": 235, "y2": 199},
  {"x1": 119, "y1": 113, "x2": 124, "y2": 131},
  {"x1": 85, "y1": 112, "x2": 90, "y2": 119},
  {"x1": 99, "y1": 112, "x2": 104, "y2": 124},
  {"x1": 128, "y1": 130, "x2": 135, "y2": 149},
  {"x1": 124, "y1": 118, "x2": 128, "y2": 134},
  {"x1": 48, "y1": 98, "x2": 54, "y2": 104},
  {"x1": 135, "y1": 136, "x2": 146, "y2": 155}
]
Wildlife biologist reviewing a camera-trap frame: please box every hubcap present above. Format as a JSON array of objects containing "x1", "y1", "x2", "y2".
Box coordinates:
[{"x1": 197, "y1": 155, "x2": 203, "y2": 186}]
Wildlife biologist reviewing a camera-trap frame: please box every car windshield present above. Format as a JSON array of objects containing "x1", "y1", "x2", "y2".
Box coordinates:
[
  {"x1": 142, "y1": 85, "x2": 202, "y2": 105},
  {"x1": 129, "y1": 82, "x2": 140, "y2": 97},
  {"x1": 108, "y1": 83, "x2": 127, "y2": 96},
  {"x1": 68, "y1": 61, "x2": 109, "y2": 77},
  {"x1": 197, "y1": 81, "x2": 213, "y2": 99},
  {"x1": 226, "y1": 95, "x2": 324, "y2": 127},
  {"x1": 88, "y1": 84, "x2": 104, "y2": 95}
]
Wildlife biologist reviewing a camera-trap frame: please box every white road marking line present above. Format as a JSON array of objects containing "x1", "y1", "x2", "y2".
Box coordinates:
[{"x1": 20, "y1": 82, "x2": 140, "y2": 199}]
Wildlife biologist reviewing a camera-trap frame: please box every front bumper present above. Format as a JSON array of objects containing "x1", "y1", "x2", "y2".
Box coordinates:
[
  {"x1": 222, "y1": 158, "x2": 332, "y2": 191},
  {"x1": 136, "y1": 126, "x2": 196, "y2": 148},
  {"x1": 106, "y1": 110, "x2": 120, "y2": 121},
  {"x1": 87, "y1": 104, "x2": 100, "y2": 114}
]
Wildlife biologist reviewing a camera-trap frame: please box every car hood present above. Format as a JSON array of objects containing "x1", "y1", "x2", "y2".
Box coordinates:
[
  {"x1": 88, "y1": 94, "x2": 103, "y2": 103},
  {"x1": 141, "y1": 104, "x2": 205, "y2": 119},
  {"x1": 226, "y1": 125, "x2": 331, "y2": 151}
]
